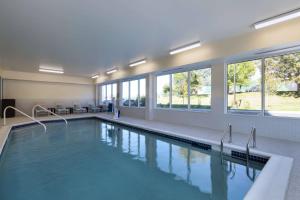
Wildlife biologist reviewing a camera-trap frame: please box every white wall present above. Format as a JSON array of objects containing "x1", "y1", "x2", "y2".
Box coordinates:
[
  {"x1": 3, "y1": 79, "x2": 95, "y2": 115},
  {"x1": 119, "y1": 107, "x2": 146, "y2": 119},
  {"x1": 152, "y1": 64, "x2": 300, "y2": 142},
  {"x1": 97, "y1": 19, "x2": 300, "y2": 142},
  {"x1": 2, "y1": 70, "x2": 92, "y2": 85},
  {"x1": 96, "y1": 18, "x2": 300, "y2": 84}
]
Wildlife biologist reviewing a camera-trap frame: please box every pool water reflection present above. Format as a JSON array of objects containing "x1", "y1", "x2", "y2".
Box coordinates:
[{"x1": 0, "y1": 119, "x2": 264, "y2": 200}]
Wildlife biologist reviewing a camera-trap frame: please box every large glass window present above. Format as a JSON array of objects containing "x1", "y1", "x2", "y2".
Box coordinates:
[
  {"x1": 156, "y1": 75, "x2": 170, "y2": 108},
  {"x1": 227, "y1": 51, "x2": 300, "y2": 117},
  {"x1": 190, "y1": 68, "x2": 211, "y2": 109},
  {"x1": 106, "y1": 84, "x2": 112, "y2": 102},
  {"x1": 172, "y1": 72, "x2": 188, "y2": 109},
  {"x1": 112, "y1": 83, "x2": 117, "y2": 101},
  {"x1": 264, "y1": 53, "x2": 300, "y2": 116},
  {"x1": 121, "y1": 77, "x2": 146, "y2": 108},
  {"x1": 101, "y1": 85, "x2": 106, "y2": 103},
  {"x1": 227, "y1": 60, "x2": 262, "y2": 112},
  {"x1": 130, "y1": 80, "x2": 139, "y2": 107},
  {"x1": 139, "y1": 78, "x2": 146, "y2": 107},
  {"x1": 122, "y1": 81, "x2": 129, "y2": 106},
  {"x1": 156, "y1": 67, "x2": 211, "y2": 110},
  {"x1": 101, "y1": 83, "x2": 117, "y2": 104}
]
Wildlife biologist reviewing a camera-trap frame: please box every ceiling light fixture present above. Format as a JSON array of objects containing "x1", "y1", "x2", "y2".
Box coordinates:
[
  {"x1": 169, "y1": 41, "x2": 201, "y2": 55},
  {"x1": 129, "y1": 59, "x2": 147, "y2": 67},
  {"x1": 39, "y1": 66, "x2": 64, "y2": 74},
  {"x1": 91, "y1": 74, "x2": 99, "y2": 79},
  {"x1": 253, "y1": 8, "x2": 300, "y2": 29},
  {"x1": 106, "y1": 67, "x2": 118, "y2": 74},
  {"x1": 39, "y1": 68, "x2": 64, "y2": 74}
]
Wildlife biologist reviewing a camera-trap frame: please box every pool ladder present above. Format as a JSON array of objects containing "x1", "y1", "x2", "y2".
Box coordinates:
[
  {"x1": 220, "y1": 124, "x2": 232, "y2": 163},
  {"x1": 245, "y1": 127, "x2": 257, "y2": 181},
  {"x1": 220, "y1": 125, "x2": 257, "y2": 181},
  {"x1": 32, "y1": 104, "x2": 68, "y2": 125},
  {"x1": 246, "y1": 127, "x2": 256, "y2": 163},
  {"x1": 3, "y1": 106, "x2": 47, "y2": 132}
]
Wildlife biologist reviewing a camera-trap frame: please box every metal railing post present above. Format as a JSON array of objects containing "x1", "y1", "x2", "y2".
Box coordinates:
[
  {"x1": 228, "y1": 123, "x2": 232, "y2": 143},
  {"x1": 246, "y1": 127, "x2": 257, "y2": 164},
  {"x1": 3, "y1": 106, "x2": 47, "y2": 132},
  {"x1": 32, "y1": 104, "x2": 68, "y2": 125},
  {"x1": 220, "y1": 124, "x2": 233, "y2": 163}
]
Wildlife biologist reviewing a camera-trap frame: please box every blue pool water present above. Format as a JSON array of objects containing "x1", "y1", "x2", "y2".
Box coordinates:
[{"x1": 0, "y1": 118, "x2": 264, "y2": 200}]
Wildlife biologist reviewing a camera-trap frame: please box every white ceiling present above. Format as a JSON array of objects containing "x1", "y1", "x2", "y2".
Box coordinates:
[{"x1": 0, "y1": 0, "x2": 299, "y2": 77}]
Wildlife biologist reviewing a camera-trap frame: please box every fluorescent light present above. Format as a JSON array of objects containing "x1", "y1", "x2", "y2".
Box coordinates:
[
  {"x1": 39, "y1": 68, "x2": 64, "y2": 74},
  {"x1": 39, "y1": 65, "x2": 64, "y2": 74},
  {"x1": 129, "y1": 59, "x2": 147, "y2": 67},
  {"x1": 254, "y1": 8, "x2": 300, "y2": 29},
  {"x1": 170, "y1": 42, "x2": 201, "y2": 55},
  {"x1": 91, "y1": 75, "x2": 99, "y2": 79},
  {"x1": 106, "y1": 68, "x2": 118, "y2": 74}
]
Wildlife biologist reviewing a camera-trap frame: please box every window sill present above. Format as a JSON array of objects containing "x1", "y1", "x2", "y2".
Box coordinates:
[
  {"x1": 226, "y1": 110, "x2": 261, "y2": 116},
  {"x1": 119, "y1": 106, "x2": 146, "y2": 109},
  {"x1": 226, "y1": 110, "x2": 300, "y2": 119},
  {"x1": 264, "y1": 112, "x2": 300, "y2": 119},
  {"x1": 154, "y1": 107, "x2": 211, "y2": 113}
]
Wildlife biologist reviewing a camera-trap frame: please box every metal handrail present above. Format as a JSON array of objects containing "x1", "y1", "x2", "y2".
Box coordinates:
[
  {"x1": 220, "y1": 124, "x2": 232, "y2": 164},
  {"x1": 3, "y1": 106, "x2": 47, "y2": 132},
  {"x1": 246, "y1": 127, "x2": 256, "y2": 163},
  {"x1": 32, "y1": 104, "x2": 68, "y2": 125},
  {"x1": 220, "y1": 124, "x2": 232, "y2": 156}
]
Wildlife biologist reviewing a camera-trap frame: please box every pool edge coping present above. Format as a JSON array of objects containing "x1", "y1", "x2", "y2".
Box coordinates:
[{"x1": 0, "y1": 114, "x2": 293, "y2": 200}]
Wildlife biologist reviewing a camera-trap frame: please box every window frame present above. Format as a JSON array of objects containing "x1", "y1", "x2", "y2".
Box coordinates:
[
  {"x1": 155, "y1": 65, "x2": 212, "y2": 111},
  {"x1": 225, "y1": 49, "x2": 300, "y2": 118},
  {"x1": 120, "y1": 77, "x2": 147, "y2": 108},
  {"x1": 139, "y1": 78, "x2": 146, "y2": 107},
  {"x1": 225, "y1": 59, "x2": 263, "y2": 115},
  {"x1": 121, "y1": 81, "x2": 130, "y2": 107},
  {"x1": 100, "y1": 82, "x2": 117, "y2": 105}
]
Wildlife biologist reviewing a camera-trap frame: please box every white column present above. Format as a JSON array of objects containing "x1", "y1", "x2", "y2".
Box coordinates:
[
  {"x1": 117, "y1": 80, "x2": 121, "y2": 108},
  {"x1": 95, "y1": 84, "x2": 99, "y2": 105},
  {"x1": 145, "y1": 73, "x2": 154, "y2": 120}
]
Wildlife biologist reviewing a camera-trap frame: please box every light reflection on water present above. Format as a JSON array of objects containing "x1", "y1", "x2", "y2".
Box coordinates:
[{"x1": 99, "y1": 121, "x2": 264, "y2": 200}]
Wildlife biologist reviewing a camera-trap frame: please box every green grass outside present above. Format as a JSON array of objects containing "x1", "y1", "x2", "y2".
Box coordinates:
[
  {"x1": 157, "y1": 92, "x2": 300, "y2": 112},
  {"x1": 157, "y1": 95, "x2": 211, "y2": 109},
  {"x1": 228, "y1": 92, "x2": 300, "y2": 112}
]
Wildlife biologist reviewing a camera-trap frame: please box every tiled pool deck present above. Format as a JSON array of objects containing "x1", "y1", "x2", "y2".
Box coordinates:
[{"x1": 0, "y1": 113, "x2": 299, "y2": 200}]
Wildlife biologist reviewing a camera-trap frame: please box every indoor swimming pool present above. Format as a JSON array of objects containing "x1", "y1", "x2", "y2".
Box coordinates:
[{"x1": 0, "y1": 118, "x2": 265, "y2": 200}]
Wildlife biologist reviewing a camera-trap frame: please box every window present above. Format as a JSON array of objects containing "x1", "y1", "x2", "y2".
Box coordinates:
[
  {"x1": 107, "y1": 84, "x2": 112, "y2": 102},
  {"x1": 121, "y1": 78, "x2": 146, "y2": 107},
  {"x1": 227, "y1": 60, "x2": 262, "y2": 112},
  {"x1": 101, "y1": 85, "x2": 106, "y2": 103},
  {"x1": 264, "y1": 53, "x2": 300, "y2": 116},
  {"x1": 130, "y1": 80, "x2": 139, "y2": 107},
  {"x1": 139, "y1": 78, "x2": 146, "y2": 107},
  {"x1": 112, "y1": 83, "x2": 117, "y2": 101},
  {"x1": 122, "y1": 81, "x2": 129, "y2": 106},
  {"x1": 190, "y1": 68, "x2": 211, "y2": 109},
  {"x1": 156, "y1": 67, "x2": 211, "y2": 110},
  {"x1": 156, "y1": 75, "x2": 170, "y2": 108},
  {"x1": 227, "y1": 51, "x2": 300, "y2": 117},
  {"x1": 172, "y1": 72, "x2": 188, "y2": 109},
  {"x1": 101, "y1": 83, "x2": 117, "y2": 104}
]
